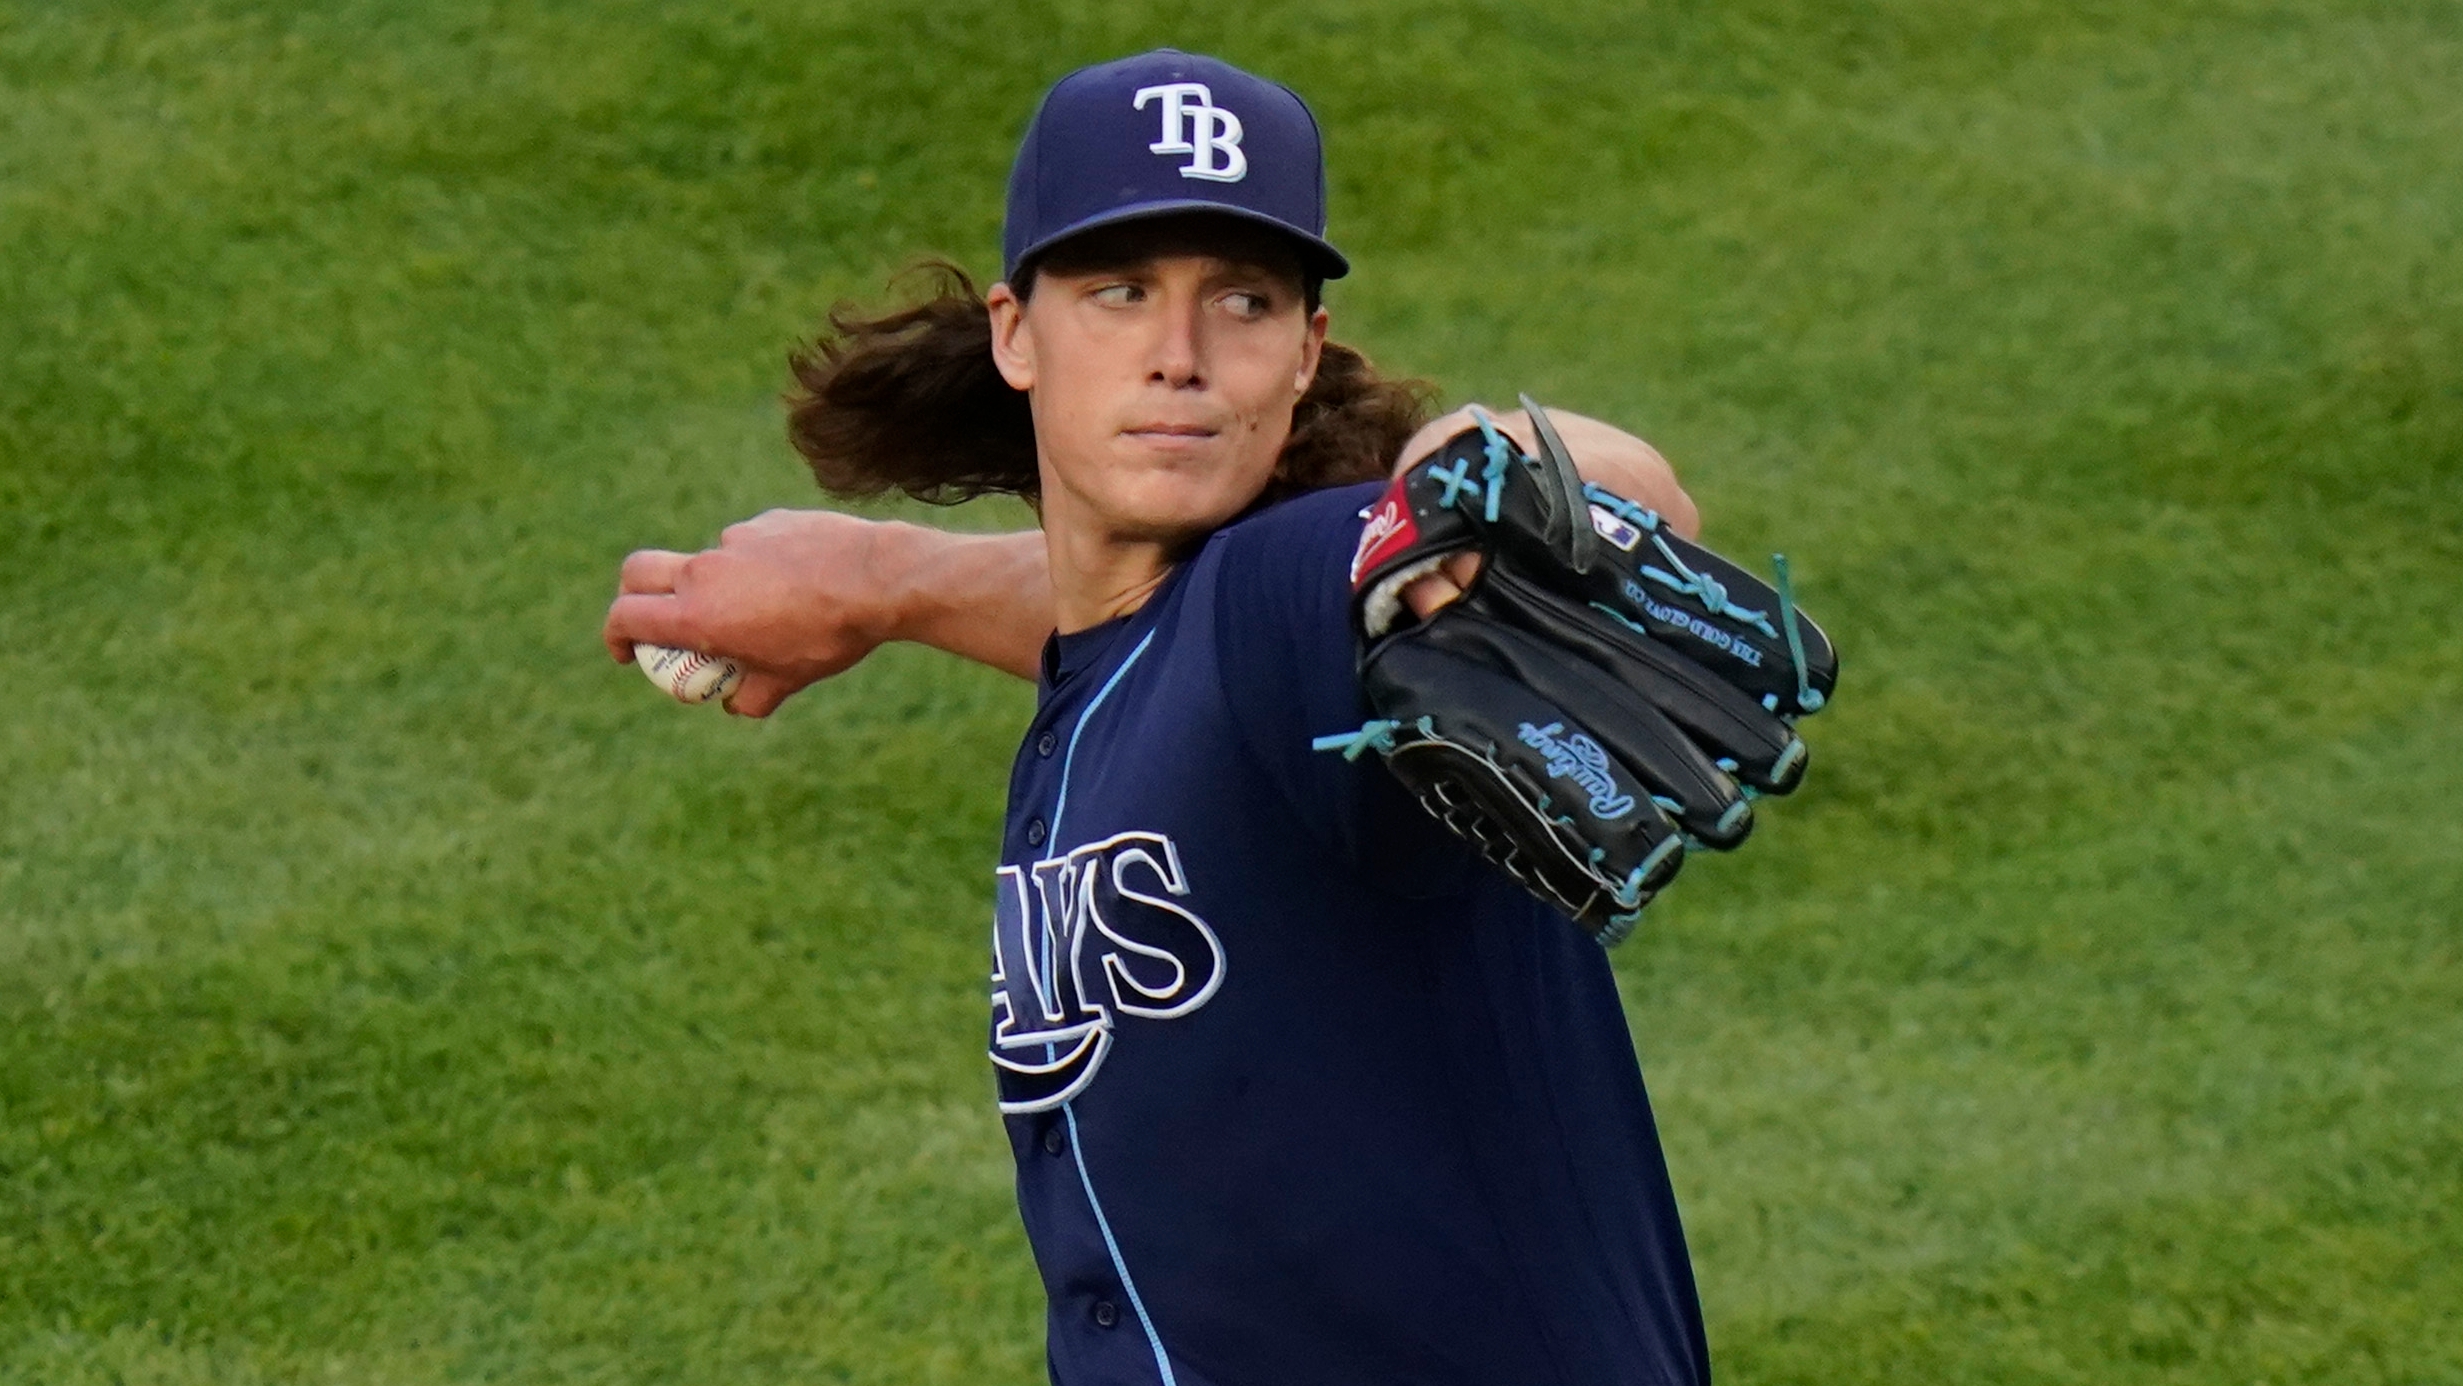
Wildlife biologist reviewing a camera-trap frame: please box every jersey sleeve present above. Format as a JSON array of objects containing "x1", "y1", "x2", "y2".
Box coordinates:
[{"x1": 1204, "y1": 484, "x2": 1482, "y2": 897}]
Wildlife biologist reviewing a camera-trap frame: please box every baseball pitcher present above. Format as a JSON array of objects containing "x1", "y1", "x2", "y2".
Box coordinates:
[{"x1": 604, "y1": 48, "x2": 1836, "y2": 1385}]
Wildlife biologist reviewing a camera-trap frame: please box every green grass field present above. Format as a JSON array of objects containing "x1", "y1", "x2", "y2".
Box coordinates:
[{"x1": 4, "y1": 1, "x2": 2458, "y2": 1381}]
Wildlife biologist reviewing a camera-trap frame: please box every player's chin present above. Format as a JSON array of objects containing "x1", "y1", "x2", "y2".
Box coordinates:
[
  {"x1": 1105, "y1": 462, "x2": 1274, "y2": 542},
  {"x1": 1106, "y1": 497, "x2": 1245, "y2": 549}
]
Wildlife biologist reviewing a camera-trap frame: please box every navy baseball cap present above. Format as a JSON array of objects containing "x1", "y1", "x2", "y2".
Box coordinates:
[{"x1": 1002, "y1": 49, "x2": 1349, "y2": 283}]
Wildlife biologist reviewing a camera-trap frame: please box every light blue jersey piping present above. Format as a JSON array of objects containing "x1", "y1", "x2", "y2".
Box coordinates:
[
  {"x1": 1066, "y1": 1104, "x2": 1179, "y2": 1386},
  {"x1": 1039, "y1": 630, "x2": 1158, "y2": 1011},
  {"x1": 1034, "y1": 629, "x2": 1177, "y2": 1383},
  {"x1": 1047, "y1": 629, "x2": 1156, "y2": 849}
]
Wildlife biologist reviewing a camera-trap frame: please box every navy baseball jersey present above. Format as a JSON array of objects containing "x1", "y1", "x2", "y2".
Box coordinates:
[{"x1": 991, "y1": 482, "x2": 1711, "y2": 1386}]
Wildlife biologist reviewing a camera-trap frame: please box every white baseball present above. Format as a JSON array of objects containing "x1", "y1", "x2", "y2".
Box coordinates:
[{"x1": 635, "y1": 643, "x2": 744, "y2": 706}]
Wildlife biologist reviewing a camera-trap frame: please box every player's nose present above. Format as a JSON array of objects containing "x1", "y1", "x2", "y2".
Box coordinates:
[{"x1": 1146, "y1": 293, "x2": 1204, "y2": 389}]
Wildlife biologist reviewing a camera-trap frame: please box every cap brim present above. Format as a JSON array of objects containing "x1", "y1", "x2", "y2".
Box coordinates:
[{"x1": 1007, "y1": 199, "x2": 1350, "y2": 282}]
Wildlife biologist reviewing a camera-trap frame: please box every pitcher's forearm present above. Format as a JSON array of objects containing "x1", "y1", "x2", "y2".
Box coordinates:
[
  {"x1": 887, "y1": 525, "x2": 1052, "y2": 681},
  {"x1": 605, "y1": 510, "x2": 1050, "y2": 716},
  {"x1": 1397, "y1": 404, "x2": 1700, "y2": 540}
]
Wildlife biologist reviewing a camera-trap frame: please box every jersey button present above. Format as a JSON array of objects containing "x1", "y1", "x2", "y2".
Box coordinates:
[
  {"x1": 1092, "y1": 1300, "x2": 1120, "y2": 1329},
  {"x1": 1037, "y1": 730, "x2": 1058, "y2": 757},
  {"x1": 1042, "y1": 1125, "x2": 1066, "y2": 1156},
  {"x1": 1026, "y1": 818, "x2": 1047, "y2": 847}
]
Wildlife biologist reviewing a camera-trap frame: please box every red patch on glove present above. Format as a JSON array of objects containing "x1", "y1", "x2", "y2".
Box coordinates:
[{"x1": 1349, "y1": 478, "x2": 1419, "y2": 589}]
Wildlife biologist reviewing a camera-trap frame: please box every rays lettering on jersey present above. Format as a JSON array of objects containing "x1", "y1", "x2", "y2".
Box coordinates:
[{"x1": 989, "y1": 831, "x2": 1227, "y2": 1113}]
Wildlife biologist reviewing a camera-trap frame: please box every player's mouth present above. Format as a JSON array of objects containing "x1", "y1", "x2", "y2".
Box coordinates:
[{"x1": 1122, "y1": 422, "x2": 1221, "y2": 445}]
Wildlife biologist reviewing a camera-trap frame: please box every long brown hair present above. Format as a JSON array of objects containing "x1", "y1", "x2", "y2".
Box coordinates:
[{"x1": 786, "y1": 241, "x2": 1432, "y2": 508}]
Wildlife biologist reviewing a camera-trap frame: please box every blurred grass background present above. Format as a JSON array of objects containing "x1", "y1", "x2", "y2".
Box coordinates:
[{"x1": 2, "y1": 0, "x2": 2457, "y2": 1381}]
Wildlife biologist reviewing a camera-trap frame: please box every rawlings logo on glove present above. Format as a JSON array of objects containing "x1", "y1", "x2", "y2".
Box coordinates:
[{"x1": 1349, "y1": 494, "x2": 1418, "y2": 585}]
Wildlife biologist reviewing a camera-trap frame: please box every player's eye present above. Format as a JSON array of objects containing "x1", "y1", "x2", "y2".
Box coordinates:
[
  {"x1": 1091, "y1": 283, "x2": 1143, "y2": 307},
  {"x1": 1218, "y1": 290, "x2": 1271, "y2": 319}
]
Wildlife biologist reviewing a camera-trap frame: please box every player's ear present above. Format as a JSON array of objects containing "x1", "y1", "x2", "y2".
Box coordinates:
[
  {"x1": 1295, "y1": 305, "x2": 1328, "y2": 398},
  {"x1": 987, "y1": 282, "x2": 1035, "y2": 391}
]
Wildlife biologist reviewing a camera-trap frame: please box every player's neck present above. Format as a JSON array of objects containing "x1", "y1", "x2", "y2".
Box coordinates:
[{"x1": 1040, "y1": 518, "x2": 1177, "y2": 633}]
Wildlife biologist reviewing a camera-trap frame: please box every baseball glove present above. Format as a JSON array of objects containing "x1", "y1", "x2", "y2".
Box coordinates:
[{"x1": 1318, "y1": 397, "x2": 1838, "y2": 944}]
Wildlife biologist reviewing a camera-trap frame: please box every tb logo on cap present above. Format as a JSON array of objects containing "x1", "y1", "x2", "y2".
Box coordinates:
[{"x1": 1134, "y1": 82, "x2": 1247, "y2": 183}]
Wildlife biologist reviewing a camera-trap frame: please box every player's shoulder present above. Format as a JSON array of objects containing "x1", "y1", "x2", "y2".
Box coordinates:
[
  {"x1": 1240, "y1": 478, "x2": 1390, "y2": 537},
  {"x1": 1200, "y1": 479, "x2": 1386, "y2": 572},
  {"x1": 1178, "y1": 480, "x2": 1387, "y2": 627},
  {"x1": 1168, "y1": 479, "x2": 1382, "y2": 696}
]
